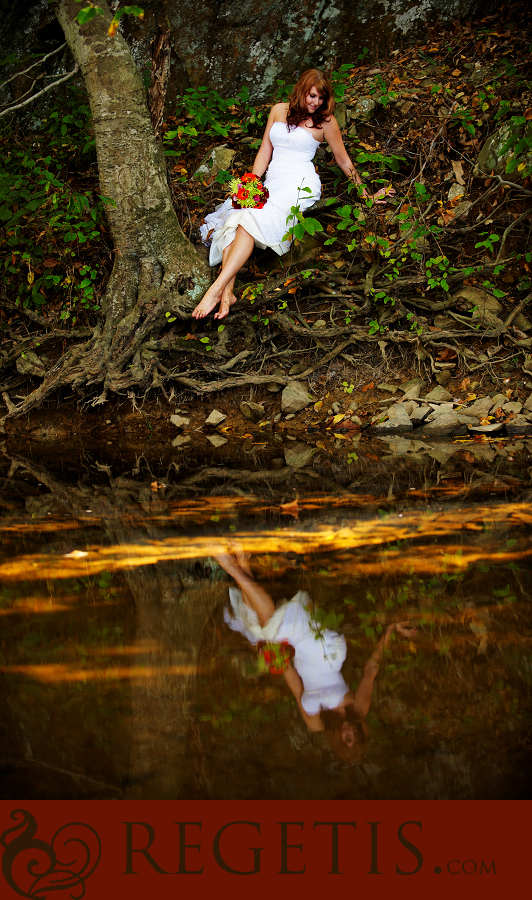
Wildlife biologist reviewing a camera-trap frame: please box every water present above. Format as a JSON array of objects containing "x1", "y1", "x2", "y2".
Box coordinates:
[{"x1": 1, "y1": 439, "x2": 531, "y2": 799}]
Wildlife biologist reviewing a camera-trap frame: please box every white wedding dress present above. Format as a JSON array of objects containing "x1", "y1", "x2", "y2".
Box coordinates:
[{"x1": 199, "y1": 121, "x2": 322, "y2": 266}]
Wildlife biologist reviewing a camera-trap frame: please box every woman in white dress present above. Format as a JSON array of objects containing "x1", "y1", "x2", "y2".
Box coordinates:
[
  {"x1": 216, "y1": 551, "x2": 417, "y2": 764},
  {"x1": 192, "y1": 69, "x2": 391, "y2": 321}
]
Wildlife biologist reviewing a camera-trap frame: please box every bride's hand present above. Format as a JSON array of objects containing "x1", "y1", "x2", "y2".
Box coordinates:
[{"x1": 370, "y1": 185, "x2": 396, "y2": 205}]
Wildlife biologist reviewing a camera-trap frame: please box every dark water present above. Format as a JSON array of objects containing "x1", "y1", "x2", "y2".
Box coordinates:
[{"x1": 1, "y1": 438, "x2": 531, "y2": 799}]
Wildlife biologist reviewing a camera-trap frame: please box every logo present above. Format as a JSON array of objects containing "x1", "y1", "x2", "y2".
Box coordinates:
[{"x1": 1, "y1": 809, "x2": 101, "y2": 898}]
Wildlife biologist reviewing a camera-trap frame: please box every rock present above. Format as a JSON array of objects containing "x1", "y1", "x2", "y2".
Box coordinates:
[
  {"x1": 410, "y1": 406, "x2": 431, "y2": 424},
  {"x1": 467, "y1": 422, "x2": 504, "y2": 434},
  {"x1": 352, "y1": 96, "x2": 376, "y2": 121},
  {"x1": 515, "y1": 314, "x2": 532, "y2": 332},
  {"x1": 476, "y1": 123, "x2": 532, "y2": 182},
  {"x1": 400, "y1": 377, "x2": 425, "y2": 393},
  {"x1": 502, "y1": 401, "x2": 523, "y2": 414},
  {"x1": 348, "y1": 123, "x2": 359, "y2": 138},
  {"x1": 388, "y1": 403, "x2": 414, "y2": 427},
  {"x1": 523, "y1": 392, "x2": 532, "y2": 412},
  {"x1": 452, "y1": 285, "x2": 502, "y2": 315},
  {"x1": 348, "y1": 400, "x2": 358, "y2": 411},
  {"x1": 170, "y1": 414, "x2": 190, "y2": 428},
  {"x1": 205, "y1": 409, "x2": 226, "y2": 426},
  {"x1": 421, "y1": 410, "x2": 468, "y2": 435},
  {"x1": 350, "y1": 415, "x2": 362, "y2": 425},
  {"x1": 453, "y1": 200, "x2": 473, "y2": 219},
  {"x1": 281, "y1": 382, "x2": 314, "y2": 414},
  {"x1": 172, "y1": 434, "x2": 191, "y2": 448},
  {"x1": 288, "y1": 362, "x2": 308, "y2": 375},
  {"x1": 335, "y1": 102, "x2": 347, "y2": 130},
  {"x1": 459, "y1": 396, "x2": 493, "y2": 417},
  {"x1": 266, "y1": 367, "x2": 285, "y2": 392},
  {"x1": 425, "y1": 386, "x2": 453, "y2": 402},
  {"x1": 284, "y1": 442, "x2": 315, "y2": 468},
  {"x1": 506, "y1": 415, "x2": 532, "y2": 435},
  {"x1": 16, "y1": 350, "x2": 46, "y2": 376},
  {"x1": 332, "y1": 401, "x2": 341, "y2": 413},
  {"x1": 377, "y1": 383, "x2": 398, "y2": 393},
  {"x1": 402, "y1": 383, "x2": 422, "y2": 399},
  {"x1": 194, "y1": 145, "x2": 236, "y2": 181},
  {"x1": 436, "y1": 369, "x2": 451, "y2": 385},
  {"x1": 240, "y1": 401, "x2": 265, "y2": 422},
  {"x1": 448, "y1": 183, "x2": 465, "y2": 202},
  {"x1": 271, "y1": 458, "x2": 286, "y2": 469},
  {"x1": 380, "y1": 436, "x2": 413, "y2": 455},
  {"x1": 207, "y1": 434, "x2": 228, "y2": 447},
  {"x1": 311, "y1": 319, "x2": 327, "y2": 329},
  {"x1": 489, "y1": 393, "x2": 509, "y2": 413}
]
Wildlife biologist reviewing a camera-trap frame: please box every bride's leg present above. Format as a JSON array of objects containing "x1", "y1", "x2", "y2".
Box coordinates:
[{"x1": 192, "y1": 226, "x2": 254, "y2": 319}]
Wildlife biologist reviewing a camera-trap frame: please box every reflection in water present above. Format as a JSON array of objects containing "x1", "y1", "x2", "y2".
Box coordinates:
[
  {"x1": 0, "y1": 450, "x2": 531, "y2": 800},
  {"x1": 216, "y1": 550, "x2": 417, "y2": 764}
]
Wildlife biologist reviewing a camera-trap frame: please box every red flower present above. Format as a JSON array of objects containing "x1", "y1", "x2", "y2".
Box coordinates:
[{"x1": 241, "y1": 173, "x2": 258, "y2": 183}]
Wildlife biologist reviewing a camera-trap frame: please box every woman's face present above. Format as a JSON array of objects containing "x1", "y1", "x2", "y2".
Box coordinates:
[{"x1": 305, "y1": 86, "x2": 324, "y2": 114}]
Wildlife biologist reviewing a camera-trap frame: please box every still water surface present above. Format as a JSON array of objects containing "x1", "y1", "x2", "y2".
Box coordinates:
[{"x1": 1, "y1": 444, "x2": 531, "y2": 799}]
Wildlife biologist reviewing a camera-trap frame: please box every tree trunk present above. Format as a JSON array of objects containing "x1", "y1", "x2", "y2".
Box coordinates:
[{"x1": 9, "y1": 0, "x2": 211, "y2": 411}]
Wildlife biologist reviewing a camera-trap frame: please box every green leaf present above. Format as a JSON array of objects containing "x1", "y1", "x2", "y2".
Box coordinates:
[{"x1": 76, "y1": 7, "x2": 102, "y2": 25}]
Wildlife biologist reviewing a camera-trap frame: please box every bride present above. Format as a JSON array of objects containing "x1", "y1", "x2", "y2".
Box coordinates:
[{"x1": 192, "y1": 68, "x2": 391, "y2": 321}]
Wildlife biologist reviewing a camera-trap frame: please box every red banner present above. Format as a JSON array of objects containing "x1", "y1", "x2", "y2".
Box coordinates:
[{"x1": 0, "y1": 801, "x2": 526, "y2": 900}]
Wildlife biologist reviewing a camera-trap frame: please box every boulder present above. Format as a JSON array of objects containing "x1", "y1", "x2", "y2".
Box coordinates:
[
  {"x1": 205, "y1": 409, "x2": 226, "y2": 426},
  {"x1": 281, "y1": 382, "x2": 314, "y2": 414},
  {"x1": 421, "y1": 410, "x2": 468, "y2": 435},
  {"x1": 194, "y1": 145, "x2": 236, "y2": 181},
  {"x1": 240, "y1": 401, "x2": 265, "y2": 422},
  {"x1": 475, "y1": 123, "x2": 532, "y2": 183}
]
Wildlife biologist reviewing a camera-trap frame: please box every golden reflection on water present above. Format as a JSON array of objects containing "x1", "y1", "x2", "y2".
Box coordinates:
[
  {"x1": 0, "y1": 501, "x2": 530, "y2": 581},
  {"x1": 0, "y1": 663, "x2": 201, "y2": 683}
]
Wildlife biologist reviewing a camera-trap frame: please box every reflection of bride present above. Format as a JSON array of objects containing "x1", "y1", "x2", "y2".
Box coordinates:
[{"x1": 216, "y1": 552, "x2": 417, "y2": 764}]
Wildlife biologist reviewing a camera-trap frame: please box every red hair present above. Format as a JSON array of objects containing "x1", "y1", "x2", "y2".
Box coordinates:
[{"x1": 286, "y1": 69, "x2": 335, "y2": 129}]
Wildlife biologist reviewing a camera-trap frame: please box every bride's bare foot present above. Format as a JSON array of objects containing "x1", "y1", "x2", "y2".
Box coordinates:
[
  {"x1": 214, "y1": 289, "x2": 238, "y2": 320},
  {"x1": 192, "y1": 285, "x2": 223, "y2": 319}
]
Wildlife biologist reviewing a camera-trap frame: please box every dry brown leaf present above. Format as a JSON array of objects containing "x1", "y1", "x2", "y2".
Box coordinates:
[
  {"x1": 280, "y1": 499, "x2": 299, "y2": 518},
  {"x1": 451, "y1": 160, "x2": 466, "y2": 185},
  {"x1": 314, "y1": 400, "x2": 323, "y2": 412},
  {"x1": 361, "y1": 381, "x2": 375, "y2": 392},
  {"x1": 451, "y1": 68, "x2": 462, "y2": 77}
]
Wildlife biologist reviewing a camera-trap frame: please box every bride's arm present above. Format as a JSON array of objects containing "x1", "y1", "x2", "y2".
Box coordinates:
[
  {"x1": 250, "y1": 104, "x2": 283, "y2": 177},
  {"x1": 322, "y1": 116, "x2": 392, "y2": 203}
]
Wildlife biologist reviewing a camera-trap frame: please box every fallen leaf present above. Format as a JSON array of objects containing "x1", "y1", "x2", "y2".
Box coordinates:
[
  {"x1": 451, "y1": 68, "x2": 462, "y2": 77},
  {"x1": 151, "y1": 481, "x2": 158, "y2": 491},
  {"x1": 438, "y1": 348, "x2": 458, "y2": 361},
  {"x1": 452, "y1": 160, "x2": 466, "y2": 185},
  {"x1": 313, "y1": 400, "x2": 323, "y2": 412},
  {"x1": 366, "y1": 453, "x2": 379, "y2": 460},
  {"x1": 288, "y1": 287, "x2": 298, "y2": 294},
  {"x1": 280, "y1": 499, "x2": 299, "y2": 518},
  {"x1": 332, "y1": 413, "x2": 346, "y2": 424},
  {"x1": 43, "y1": 258, "x2": 59, "y2": 268},
  {"x1": 359, "y1": 141, "x2": 374, "y2": 151},
  {"x1": 361, "y1": 382, "x2": 375, "y2": 392}
]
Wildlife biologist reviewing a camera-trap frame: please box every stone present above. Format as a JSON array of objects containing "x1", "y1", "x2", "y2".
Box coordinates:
[
  {"x1": 172, "y1": 434, "x2": 191, "y2": 448},
  {"x1": 523, "y1": 392, "x2": 532, "y2": 412},
  {"x1": 402, "y1": 383, "x2": 422, "y2": 399},
  {"x1": 388, "y1": 403, "x2": 414, "y2": 427},
  {"x1": 380, "y1": 436, "x2": 413, "y2": 455},
  {"x1": 194, "y1": 145, "x2": 236, "y2": 181},
  {"x1": 281, "y1": 381, "x2": 314, "y2": 414},
  {"x1": 459, "y1": 396, "x2": 493, "y2": 417},
  {"x1": 452, "y1": 285, "x2": 502, "y2": 314},
  {"x1": 284, "y1": 442, "x2": 315, "y2": 468},
  {"x1": 515, "y1": 314, "x2": 532, "y2": 332},
  {"x1": 266, "y1": 367, "x2": 285, "y2": 392},
  {"x1": 448, "y1": 183, "x2": 465, "y2": 202},
  {"x1": 476, "y1": 123, "x2": 532, "y2": 183},
  {"x1": 170, "y1": 414, "x2": 190, "y2": 428},
  {"x1": 410, "y1": 406, "x2": 431, "y2": 424},
  {"x1": 352, "y1": 96, "x2": 376, "y2": 121},
  {"x1": 240, "y1": 401, "x2": 265, "y2": 422},
  {"x1": 377, "y1": 383, "x2": 398, "y2": 393},
  {"x1": 421, "y1": 410, "x2": 467, "y2": 435},
  {"x1": 207, "y1": 434, "x2": 228, "y2": 447},
  {"x1": 467, "y1": 422, "x2": 504, "y2": 434},
  {"x1": 350, "y1": 415, "x2": 362, "y2": 425},
  {"x1": 489, "y1": 393, "x2": 509, "y2": 413},
  {"x1": 425, "y1": 386, "x2": 453, "y2": 402},
  {"x1": 436, "y1": 369, "x2": 451, "y2": 385},
  {"x1": 373, "y1": 418, "x2": 413, "y2": 434},
  {"x1": 335, "y1": 102, "x2": 347, "y2": 130},
  {"x1": 453, "y1": 200, "x2": 473, "y2": 219},
  {"x1": 502, "y1": 401, "x2": 523, "y2": 414},
  {"x1": 332, "y1": 401, "x2": 341, "y2": 413},
  {"x1": 399, "y1": 377, "x2": 425, "y2": 393},
  {"x1": 506, "y1": 415, "x2": 532, "y2": 435},
  {"x1": 205, "y1": 409, "x2": 226, "y2": 426}
]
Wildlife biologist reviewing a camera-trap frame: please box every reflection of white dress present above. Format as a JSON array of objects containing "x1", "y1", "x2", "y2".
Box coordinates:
[
  {"x1": 200, "y1": 122, "x2": 322, "y2": 266},
  {"x1": 224, "y1": 589, "x2": 348, "y2": 716}
]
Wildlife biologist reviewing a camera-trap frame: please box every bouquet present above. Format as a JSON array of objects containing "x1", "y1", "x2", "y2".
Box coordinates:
[
  {"x1": 228, "y1": 173, "x2": 269, "y2": 210},
  {"x1": 257, "y1": 641, "x2": 294, "y2": 675}
]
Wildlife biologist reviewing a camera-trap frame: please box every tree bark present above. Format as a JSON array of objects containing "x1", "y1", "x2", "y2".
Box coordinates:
[{"x1": 5, "y1": 0, "x2": 212, "y2": 412}]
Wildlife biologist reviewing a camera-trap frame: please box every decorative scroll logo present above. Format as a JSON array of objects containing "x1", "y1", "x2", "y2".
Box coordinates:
[{"x1": 1, "y1": 809, "x2": 101, "y2": 899}]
